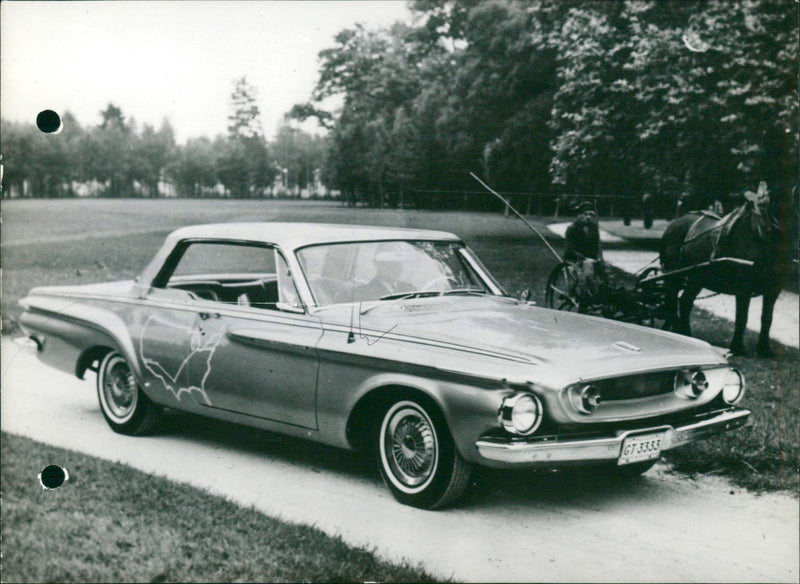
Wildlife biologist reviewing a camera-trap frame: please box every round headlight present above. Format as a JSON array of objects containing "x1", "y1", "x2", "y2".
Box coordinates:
[
  {"x1": 690, "y1": 370, "x2": 709, "y2": 397},
  {"x1": 499, "y1": 393, "x2": 543, "y2": 436},
  {"x1": 722, "y1": 368, "x2": 745, "y2": 404},
  {"x1": 569, "y1": 384, "x2": 602, "y2": 414},
  {"x1": 674, "y1": 369, "x2": 708, "y2": 399}
]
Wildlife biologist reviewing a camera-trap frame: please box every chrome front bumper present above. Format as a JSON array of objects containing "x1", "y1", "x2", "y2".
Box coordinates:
[{"x1": 474, "y1": 407, "x2": 750, "y2": 467}]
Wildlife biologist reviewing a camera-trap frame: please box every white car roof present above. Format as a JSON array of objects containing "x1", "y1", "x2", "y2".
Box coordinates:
[{"x1": 165, "y1": 222, "x2": 461, "y2": 250}]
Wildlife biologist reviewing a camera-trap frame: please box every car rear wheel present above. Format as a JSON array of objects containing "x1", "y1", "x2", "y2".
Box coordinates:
[
  {"x1": 97, "y1": 351, "x2": 161, "y2": 435},
  {"x1": 376, "y1": 399, "x2": 471, "y2": 509}
]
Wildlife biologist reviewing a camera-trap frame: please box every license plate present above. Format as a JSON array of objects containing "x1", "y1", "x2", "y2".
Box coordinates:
[{"x1": 618, "y1": 432, "x2": 665, "y2": 465}]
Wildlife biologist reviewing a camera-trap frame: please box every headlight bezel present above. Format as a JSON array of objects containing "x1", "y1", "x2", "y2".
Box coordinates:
[
  {"x1": 721, "y1": 368, "x2": 746, "y2": 405},
  {"x1": 568, "y1": 384, "x2": 603, "y2": 415},
  {"x1": 499, "y1": 392, "x2": 543, "y2": 436}
]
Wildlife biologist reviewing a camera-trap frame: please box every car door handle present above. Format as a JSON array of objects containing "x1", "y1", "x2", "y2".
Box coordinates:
[{"x1": 198, "y1": 312, "x2": 220, "y2": 320}]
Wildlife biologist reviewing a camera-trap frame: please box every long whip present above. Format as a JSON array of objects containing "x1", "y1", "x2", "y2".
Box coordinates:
[{"x1": 470, "y1": 172, "x2": 563, "y2": 263}]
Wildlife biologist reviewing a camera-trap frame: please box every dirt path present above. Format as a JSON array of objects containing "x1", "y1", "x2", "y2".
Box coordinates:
[{"x1": 2, "y1": 337, "x2": 797, "y2": 583}]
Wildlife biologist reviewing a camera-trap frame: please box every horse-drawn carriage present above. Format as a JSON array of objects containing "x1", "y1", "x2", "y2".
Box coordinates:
[
  {"x1": 545, "y1": 257, "x2": 755, "y2": 327},
  {"x1": 546, "y1": 261, "x2": 667, "y2": 326},
  {"x1": 545, "y1": 182, "x2": 783, "y2": 357},
  {"x1": 470, "y1": 172, "x2": 784, "y2": 357}
]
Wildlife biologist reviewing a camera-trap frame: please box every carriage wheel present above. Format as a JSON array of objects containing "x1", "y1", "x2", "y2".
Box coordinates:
[
  {"x1": 634, "y1": 267, "x2": 666, "y2": 327},
  {"x1": 546, "y1": 263, "x2": 581, "y2": 312}
]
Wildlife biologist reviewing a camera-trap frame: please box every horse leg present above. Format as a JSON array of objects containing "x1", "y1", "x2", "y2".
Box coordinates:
[
  {"x1": 677, "y1": 280, "x2": 702, "y2": 336},
  {"x1": 756, "y1": 289, "x2": 780, "y2": 358},
  {"x1": 730, "y1": 294, "x2": 751, "y2": 356}
]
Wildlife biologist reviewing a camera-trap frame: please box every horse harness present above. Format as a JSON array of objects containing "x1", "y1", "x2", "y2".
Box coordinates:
[{"x1": 679, "y1": 200, "x2": 776, "y2": 263}]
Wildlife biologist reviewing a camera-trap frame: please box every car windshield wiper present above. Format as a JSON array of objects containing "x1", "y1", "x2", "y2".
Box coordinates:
[
  {"x1": 440, "y1": 288, "x2": 488, "y2": 296},
  {"x1": 380, "y1": 288, "x2": 487, "y2": 301},
  {"x1": 360, "y1": 289, "x2": 489, "y2": 315},
  {"x1": 378, "y1": 290, "x2": 443, "y2": 301},
  {"x1": 359, "y1": 290, "x2": 442, "y2": 315}
]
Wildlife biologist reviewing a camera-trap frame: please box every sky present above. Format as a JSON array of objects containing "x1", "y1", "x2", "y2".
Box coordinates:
[{"x1": 1, "y1": 1, "x2": 412, "y2": 142}]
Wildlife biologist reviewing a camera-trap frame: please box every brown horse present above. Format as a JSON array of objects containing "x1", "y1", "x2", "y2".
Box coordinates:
[{"x1": 660, "y1": 183, "x2": 782, "y2": 357}]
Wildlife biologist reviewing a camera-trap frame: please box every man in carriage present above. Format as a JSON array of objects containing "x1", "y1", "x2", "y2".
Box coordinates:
[{"x1": 563, "y1": 201, "x2": 608, "y2": 297}]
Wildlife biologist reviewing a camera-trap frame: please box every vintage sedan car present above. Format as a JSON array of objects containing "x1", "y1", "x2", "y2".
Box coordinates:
[{"x1": 19, "y1": 222, "x2": 750, "y2": 509}]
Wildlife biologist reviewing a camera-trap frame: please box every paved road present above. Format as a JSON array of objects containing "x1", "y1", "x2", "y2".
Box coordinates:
[{"x1": 2, "y1": 337, "x2": 797, "y2": 583}]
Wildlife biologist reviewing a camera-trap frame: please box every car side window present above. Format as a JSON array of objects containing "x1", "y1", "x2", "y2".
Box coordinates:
[
  {"x1": 171, "y1": 242, "x2": 275, "y2": 277},
  {"x1": 163, "y1": 241, "x2": 282, "y2": 309}
]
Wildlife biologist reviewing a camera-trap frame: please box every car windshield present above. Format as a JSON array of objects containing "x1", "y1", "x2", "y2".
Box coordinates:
[{"x1": 296, "y1": 240, "x2": 491, "y2": 305}]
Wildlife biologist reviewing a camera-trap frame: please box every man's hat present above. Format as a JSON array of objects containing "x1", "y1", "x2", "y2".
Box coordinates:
[{"x1": 577, "y1": 201, "x2": 596, "y2": 214}]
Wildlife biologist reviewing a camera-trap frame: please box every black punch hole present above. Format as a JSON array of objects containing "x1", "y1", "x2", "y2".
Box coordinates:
[
  {"x1": 39, "y1": 464, "x2": 68, "y2": 489},
  {"x1": 36, "y1": 110, "x2": 62, "y2": 134}
]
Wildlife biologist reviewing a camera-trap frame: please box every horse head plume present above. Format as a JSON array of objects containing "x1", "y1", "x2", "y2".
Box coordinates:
[{"x1": 743, "y1": 180, "x2": 770, "y2": 215}]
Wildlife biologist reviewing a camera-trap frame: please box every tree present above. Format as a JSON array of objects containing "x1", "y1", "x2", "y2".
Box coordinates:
[
  {"x1": 228, "y1": 76, "x2": 264, "y2": 139},
  {"x1": 133, "y1": 120, "x2": 176, "y2": 197},
  {"x1": 385, "y1": 107, "x2": 422, "y2": 206},
  {"x1": 168, "y1": 136, "x2": 218, "y2": 197},
  {"x1": 291, "y1": 23, "x2": 427, "y2": 205},
  {"x1": 1, "y1": 111, "x2": 88, "y2": 198},
  {"x1": 297, "y1": 2, "x2": 563, "y2": 209},
  {"x1": 221, "y1": 77, "x2": 274, "y2": 197},
  {"x1": 434, "y1": 1, "x2": 557, "y2": 198},
  {"x1": 272, "y1": 123, "x2": 327, "y2": 195},
  {"x1": 59, "y1": 111, "x2": 87, "y2": 196},
  {"x1": 216, "y1": 137, "x2": 251, "y2": 198},
  {"x1": 548, "y1": 0, "x2": 797, "y2": 208},
  {"x1": 1, "y1": 119, "x2": 37, "y2": 197},
  {"x1": 85, "y1": 103, "x2": 136, "y2": 196}
]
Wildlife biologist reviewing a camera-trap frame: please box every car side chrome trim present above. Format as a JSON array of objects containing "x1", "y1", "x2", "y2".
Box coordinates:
[{"x1": 474, "y1": 408, "x2": 751, "y2": 466}]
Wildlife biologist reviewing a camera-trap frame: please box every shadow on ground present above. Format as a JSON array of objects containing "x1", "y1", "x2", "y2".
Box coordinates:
[{"x1": 155, "y1": 409, "x2": 659, "y2": 509}]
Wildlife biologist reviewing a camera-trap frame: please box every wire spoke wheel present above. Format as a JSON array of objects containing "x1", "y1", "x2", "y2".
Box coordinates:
[
  {"x1": 100, "y1": 354, "x2": 138, "y2": 423},
  {"x1": 384, "y1": 406, "x2": 438, "y2": 489},
  {"x1": 376, "y1": 399, "x2": 471, "y2": 509}
]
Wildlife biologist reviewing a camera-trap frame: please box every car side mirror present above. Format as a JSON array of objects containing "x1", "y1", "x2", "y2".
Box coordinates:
[{"x1": 519, "y1": 289, "x2": 531, "y2": 302}]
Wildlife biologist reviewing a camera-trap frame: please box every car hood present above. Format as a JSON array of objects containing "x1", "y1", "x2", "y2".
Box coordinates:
[{"x1": 315, "y1": 296, "x2": 726, "y2": 382}]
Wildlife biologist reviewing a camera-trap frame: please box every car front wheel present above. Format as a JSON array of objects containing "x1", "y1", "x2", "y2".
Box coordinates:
[
  {"x1": 377, "y1": 399, "x2": 471, "y2": 509},
  {"x1": 97, "y1": 351, "x2": 161, "y2": 435}
]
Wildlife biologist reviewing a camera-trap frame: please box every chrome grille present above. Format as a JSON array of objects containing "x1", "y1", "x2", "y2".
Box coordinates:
[{"x1": 594, "y1": 372, "x2": 674, "y2": 401}]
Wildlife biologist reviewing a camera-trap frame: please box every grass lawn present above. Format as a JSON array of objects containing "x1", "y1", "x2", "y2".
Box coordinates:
[
  {"x1": 0, "y1": 432, "x2": 442, "y2": 583},
  {"x1": 2, "y1": 198, "x2": 797, "y2": 497},
  {"x1": 661, "y1": 317, "x2": 799, "y2": 493}
]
